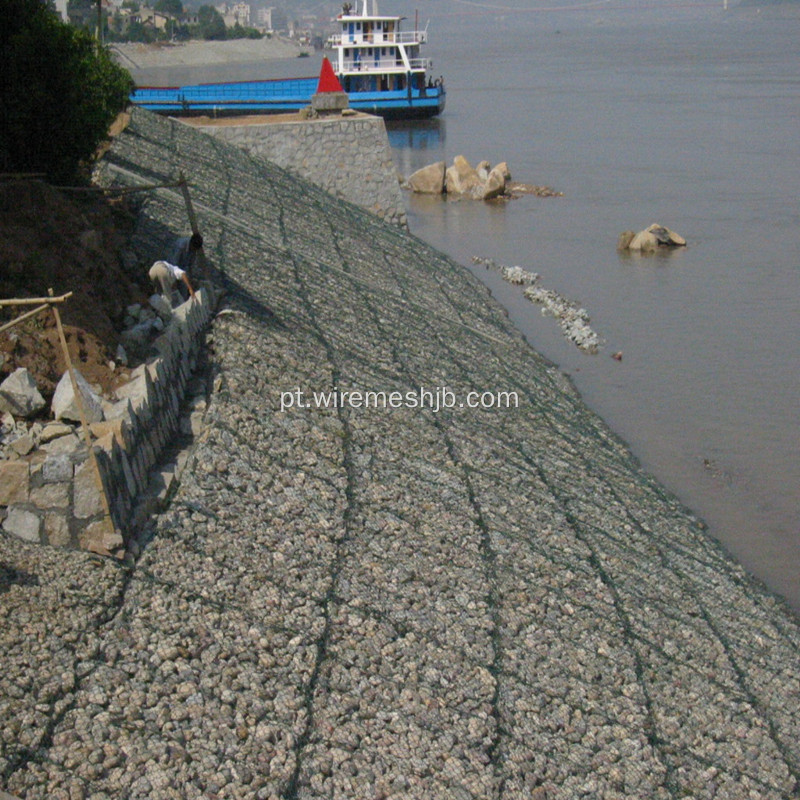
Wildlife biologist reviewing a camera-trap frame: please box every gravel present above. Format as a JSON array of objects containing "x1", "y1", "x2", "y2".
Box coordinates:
[{"x1": 1, "y1": 108, "x2": 799, "y2": 799}]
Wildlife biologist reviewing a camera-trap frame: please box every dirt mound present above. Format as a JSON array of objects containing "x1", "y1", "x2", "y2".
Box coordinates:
[{"x1": 0, "y1": 180, "x2": 153, "y2": 403}]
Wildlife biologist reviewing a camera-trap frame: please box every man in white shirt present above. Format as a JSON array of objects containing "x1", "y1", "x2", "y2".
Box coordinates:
[{"x1": 149, "y1": 260, "x2": 196, "y2": 307}]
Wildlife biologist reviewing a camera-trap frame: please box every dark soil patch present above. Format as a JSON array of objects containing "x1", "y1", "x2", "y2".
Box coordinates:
[{"x1": 0, "y1": 180, "x2": 153, "y2": 403}]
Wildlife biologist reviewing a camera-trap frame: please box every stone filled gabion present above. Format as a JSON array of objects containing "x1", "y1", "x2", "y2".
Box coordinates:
[{"x1": 1, "y1": 108, "x2": 799, "y2": 800}]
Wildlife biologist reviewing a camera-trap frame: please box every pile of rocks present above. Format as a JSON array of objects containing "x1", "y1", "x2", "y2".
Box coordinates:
[
  {"x1": 474, "y1": 256, "x2": 603, "y2": 353},
  {"x1": 118, "y1": 293, "x2": 178, "y2": 363},
  {"x1": 0, "y1": 287, "x2": 215, "y2": 557},
  {"x1": 406, "y1": 156, "x2": 512, "y2": 200}
]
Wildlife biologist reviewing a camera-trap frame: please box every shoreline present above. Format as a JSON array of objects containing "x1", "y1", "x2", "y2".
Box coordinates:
[
  {"x1": 2, "y1": 108, "x2": 799, "y2": 797},
  {"x1": 111, "y1": 36, "x2": 305, "y2": 71}
]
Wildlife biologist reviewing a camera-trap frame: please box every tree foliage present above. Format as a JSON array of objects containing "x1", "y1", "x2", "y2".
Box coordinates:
[
  {"x1": 196, "y1": 4, "x2": 226, "y2": 40},
  {"x1": 154, "y1": 0, "x2": 183, "y2": 16},
  {"x1": 227, "y1": 23, "x2": 263, "y2": 40},
  {"x1": 0, "y1": 0, "x2": 135, "y2": 183}
]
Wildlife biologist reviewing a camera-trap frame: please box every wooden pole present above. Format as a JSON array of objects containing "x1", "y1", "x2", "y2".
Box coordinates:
[
  {"x1": 0, "y1": 291, "x2": 72, "y2": 307},
  {"x1": 0, "y1": 304, "x2": 50, "y2": 335},
  {"x1": 178, "y1": 171, "x2": 208, "y2": 281}
]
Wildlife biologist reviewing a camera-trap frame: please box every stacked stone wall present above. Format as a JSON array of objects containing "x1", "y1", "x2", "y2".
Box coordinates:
[
  {"x1": 188, "y1": 114, "x2": 408, "y2": 227},
  {"x1": 0, "y1": 288, "x2": 214, "y2": 556}
]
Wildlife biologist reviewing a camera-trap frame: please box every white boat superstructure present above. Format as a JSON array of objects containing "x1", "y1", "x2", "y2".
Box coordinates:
[{"x1": 331, "y1": 0, "x2": 435, "y2": 96}]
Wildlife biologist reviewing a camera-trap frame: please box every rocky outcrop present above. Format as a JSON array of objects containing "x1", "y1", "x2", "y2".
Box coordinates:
[
  {"x1": 618, "y1": 223, "x2": 687, "y2": 252},
  {"x1": 408, "y1": 156, "x2": 512, "y2": 200}
]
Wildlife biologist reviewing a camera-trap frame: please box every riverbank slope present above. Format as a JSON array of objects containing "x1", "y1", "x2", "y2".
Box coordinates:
[{"x1": 1, "y1": 108, "x2": 799, "y2": 799}]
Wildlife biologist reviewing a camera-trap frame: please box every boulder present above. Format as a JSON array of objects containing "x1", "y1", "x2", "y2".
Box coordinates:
[
  {"x1": 407, "y1": 161, "x2": 446, "y2": 194},
  {"x1": 410, "y1": 157, "x2": 514, "y2": 201},
  {"x1": 493, "y1": 161, "x2": 512, "y2": 181},
  {"x1": 647, "y1": 223, "x2": 686, "y2": 246},
  {"x1": 51, "y1": 369, "x2": 104, "y2": 424},
  {"x1": 445, "y1": 155, "x2": 482, "y2": 195},
  {"x1": 149, "y1": 293, "x2": 173, "y2": 323},
  {"x1": 627, "y1": 229, "x2": 660, "y2": 252},
  {"x1": 0, "y1": 368, "x2": 46, "y2": 418},
  {"x1": 621, "y1": 223, "x2": 686, "y2": 252},
  {"x1": 617, "y1": 231, "x2": 635, "y2": 250},
  {"x1": 473, "y1": 165, "x2": 507, "y2": 200}
]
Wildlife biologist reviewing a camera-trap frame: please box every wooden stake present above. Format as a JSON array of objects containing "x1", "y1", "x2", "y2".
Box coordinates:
[{"x1": 178, "y1": 171, "x2": 208, "y2": 281}]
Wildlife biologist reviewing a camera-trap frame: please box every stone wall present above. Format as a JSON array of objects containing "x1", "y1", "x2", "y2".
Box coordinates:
[
  {"x1": 0, "y1": 287, "x2": 215, "y2": 556},
  {"x1": 185, "y1": 113, "x2": 408, "y2": 227}
]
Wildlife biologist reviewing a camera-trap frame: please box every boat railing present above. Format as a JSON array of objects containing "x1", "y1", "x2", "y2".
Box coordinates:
[
  {"x1": 341, "y1": 57, "x2": 429, "y2": 72},
  {"x1": 332, "y1": 30, "x2": 427, "y2": 46}
]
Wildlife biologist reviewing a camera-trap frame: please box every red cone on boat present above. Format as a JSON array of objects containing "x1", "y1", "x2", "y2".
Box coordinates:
[{"x1": 317, "y1": 57, "x2": 344, "y2": 93}]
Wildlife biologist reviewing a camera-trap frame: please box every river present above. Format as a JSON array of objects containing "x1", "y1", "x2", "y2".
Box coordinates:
[{"x1": 127, "y1": 0, "x2": 800, "y2": 611}]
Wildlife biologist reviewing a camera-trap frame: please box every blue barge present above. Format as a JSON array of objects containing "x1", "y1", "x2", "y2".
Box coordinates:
[{"x1": 131, "y1": 2, "x2": 445, "y2": 119}]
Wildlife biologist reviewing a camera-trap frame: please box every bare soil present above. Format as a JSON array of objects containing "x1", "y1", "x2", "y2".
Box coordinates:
[{"x1": 0, "y1": 180, "x2": 153, "y2": 406}]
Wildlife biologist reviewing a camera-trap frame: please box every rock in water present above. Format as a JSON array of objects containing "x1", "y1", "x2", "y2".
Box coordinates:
[
  {"x1": 473, "y1": 165, "x2": 507, "y2": 200},
  {"x1": 407, "y1": 161, "x2": 446, "y2": 194},
  {"x1": 621, "y1": 223, "x2": 686, "y2": 252},
  {"x1": 445, "y1": 155, "x2": 482, "y2": 195}
]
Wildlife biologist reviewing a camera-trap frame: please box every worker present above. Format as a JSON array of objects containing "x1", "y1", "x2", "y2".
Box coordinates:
[
  {"x1": 170, "y1": 232, "x2": 204, "y2": 273},
  {"x1": 149, "y1": 260, "x2": 196, "y2": 307}
]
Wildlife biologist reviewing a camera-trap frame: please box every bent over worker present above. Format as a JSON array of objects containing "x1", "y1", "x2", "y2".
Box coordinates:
[{"x1": 149, "y1": 260, "x2": 196, "y2": 307}]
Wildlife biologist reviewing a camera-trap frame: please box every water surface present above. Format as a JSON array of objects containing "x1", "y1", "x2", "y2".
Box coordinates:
[{"x1": 127, "y1": 2, "x2": 800, "y2": 610}]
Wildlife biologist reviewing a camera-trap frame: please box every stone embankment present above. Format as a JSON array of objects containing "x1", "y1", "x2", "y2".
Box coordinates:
[
  {"x1": 183, "y1": 113, "x2": 407, "y2": 227},
  {"x1": 1, "y1": 289, "x2": 214, "y2": 557},
  {"x1": 1, "y1": 108, "x2": 799, "y2": 799}
]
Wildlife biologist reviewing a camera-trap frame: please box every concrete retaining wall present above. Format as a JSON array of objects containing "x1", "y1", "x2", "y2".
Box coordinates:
[{"x1": 186, "y1": 113, "x2": 408, "y2": 227}]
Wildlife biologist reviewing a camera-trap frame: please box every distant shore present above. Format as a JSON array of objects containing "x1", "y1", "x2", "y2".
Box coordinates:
[{"x1": 111, "y1": 37, "x2": 305, "y2": 71}]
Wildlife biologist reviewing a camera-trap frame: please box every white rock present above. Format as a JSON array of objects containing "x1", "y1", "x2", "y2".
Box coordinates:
[
  {"x1": 407, "y1": 161, "x2": 446, "y2": 194},
  {"x1": 0, "y1": 368, "x2": 46, "y2": 418},
  {"x1": 149, "y1": 293, "x2": 173, "y2": 323},
  {"x1": 3, "y1": 507, "x2": 41, "y2": 542},
  {"x1": 445, "y1": 155, "x2": 482, "y2": 195},
  {"x1": 51, "y1": 369, "x2": 104, "y2": 424},
  {"x1": 627, "y1": 229, "x2": 659, "y2": 252}
]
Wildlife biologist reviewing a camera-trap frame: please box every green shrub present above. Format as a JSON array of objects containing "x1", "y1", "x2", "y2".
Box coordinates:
[{"x1": 0, "y1": 0, "x2": 135, "y2": 183}]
